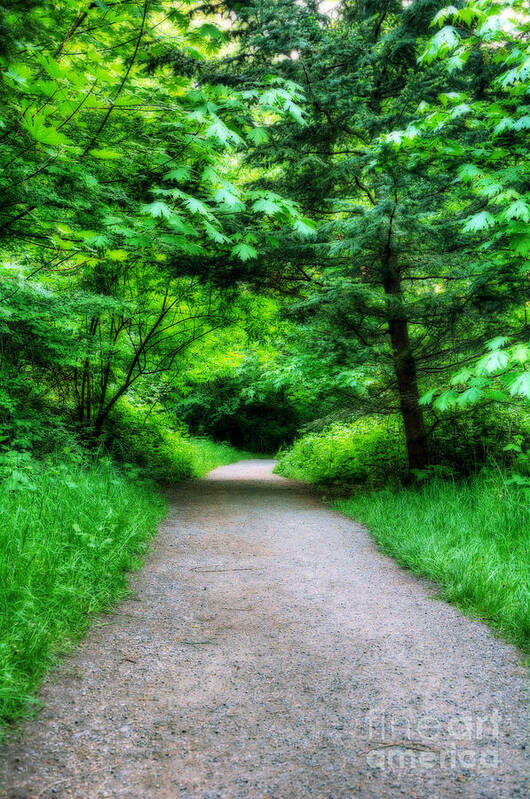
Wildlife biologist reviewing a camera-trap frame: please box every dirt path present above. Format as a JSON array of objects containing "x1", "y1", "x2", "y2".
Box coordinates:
[{"x1": 1, "y1": 460, "x2": 527, "y2": 799}]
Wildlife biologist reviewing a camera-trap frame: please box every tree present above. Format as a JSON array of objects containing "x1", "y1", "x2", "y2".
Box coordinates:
[
  {"x1": 413, "y1": 0, "x2": 530, "y2": 415},
  {"x1": 215, "y1": 0, "x2": 527, "y2": 471},
  {"x1": 0, "y1": 0, "x2": 311, "y2": 443}
]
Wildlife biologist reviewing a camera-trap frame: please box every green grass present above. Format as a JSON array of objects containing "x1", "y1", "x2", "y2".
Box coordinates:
[
  {"x1": 109, "y1": 401, "x2": 256, "y2": 482},
  {"x1": 0, "y1": 437, "x2": 253, "y2": 737},
  {"x1": 333, "y1": 472, "x2": 530, "y2": 651},
  {"x1": 0, "y1": 452, "x2": 166, "y2": 736},
  {"x1": 188, "y1": 437, "x2": 255, "y2": 477}
]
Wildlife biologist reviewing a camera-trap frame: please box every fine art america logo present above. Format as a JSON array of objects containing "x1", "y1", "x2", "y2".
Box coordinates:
[{"x1": 359, "y1": 709, "x2": 500, "y2": 771}]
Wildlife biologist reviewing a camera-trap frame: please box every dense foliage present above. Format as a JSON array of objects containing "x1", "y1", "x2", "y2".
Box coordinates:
[
  {"x1": 1, "y1": 0, "x2": 529, "y2": 729},
  {"x1": 216, "y1": 0, "x2": 529, "y2": 474},
  {"x1": 0, "y1": 0, "x2": 310, "y2": 454},
  {"x1": 172, "y1": 354, "x2": 306, "y2": 451},
  {"x1": 1, "y1": 0, "x2": 527, "y2": 472},
  {"x1": 0, "y1": 452, "x2": 165, "y2": 732}
]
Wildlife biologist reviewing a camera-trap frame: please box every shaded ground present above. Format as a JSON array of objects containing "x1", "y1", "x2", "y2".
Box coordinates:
[{"x1": 1, "y1": 460, "x2": 527, "y2": 799}]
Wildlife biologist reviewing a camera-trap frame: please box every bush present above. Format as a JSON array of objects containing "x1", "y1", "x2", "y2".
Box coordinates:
[
  {"x1": 187, "y1": 437, "x2": 254, "y2": 477},
  {"x1": 0, "y1": 450, "x2": 166, "y2": 732},
  {"x1": 429, "y1": 406, "x2": 530, "y2": 475},
  {"x1": 275, "y1": 406, "x2": 530, "y2": 489},
  {"x1": 275, "y1": 418, "x2": 407, "y2": 488},
  {"x1": 107, "y1": 401, "x2": 196, "y2": 482},
  {"x1": 107, "y1": 400, "x2": 253, "y2": 482}
]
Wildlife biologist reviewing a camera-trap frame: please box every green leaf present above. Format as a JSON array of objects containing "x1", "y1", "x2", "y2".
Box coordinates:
[
  {"x1": 493, "y1": 117, "x2": 514, "y2": 136},
  {"x1": 457, "y1": 163, "x2": 482, "y2": 182},
  {"x1": 183, "y1": 196, "x2": 214, "y2": 217},
  {"x1": 450, "y1": 103, "x2": 470, "y2": 118},
  {"x1": 511, "y1": 345, "x2": 530, "y2": 364},
  {"x1": 2, "y1": 62, "x2": 33, "y2": 85},
  {"x1": 456, "y1": 386, "x2": 483, "y2": 407},
  {"x1": 512, "y1": 234, "x2": 530, "y2": 256},
  {"x1": 205, "y1": 118, "x2": 242, "y2": 145},
  {"x1": 419, "y1": 388, "x2": 436, "y2": 405},
  {"x1": 503, "y1": 443, "x2": 522, "y2": 453},
  {"x1": 164, "y1": 166, "x2": 192, "y2": 182},
  {"x1": 194, "y1": 23, "x2": 227, "y2": 43},
  {"x1": 462, "y1": 211, "x2": 495, "y2": 233},
  {"x1": 247, "y1": 127, "x2": 269, "y2": 145},
  {"x1": 433, "y1": 389, "x2": 459, "y2": 411},
  {"x1": 141, "y1": 201, "x2": 172, "y2": 219},
  {"x1": 214, "y1": 186, "x2": 245, "y2": 211},
  {"x1": 430, "y1": 6, "x2": 459, "y2": 28},
  {"x1": 203, "y1": 221, "x2": 229, "y2": 243},
  {"x1": 450, "y1": 367, "x2": 473, "y2": 385},
  {"x1": 422, "y1": 26, "x2": 460, "y2": 63},
  {"x1": 505, "y1": 200, "x2": 530, "y2": 223},
  {"x1": 486, "y1": 336, "x2": 510, "y2": 351},
  {"x1": 293, "y1": 217, "x2": 317, "y2": 237},
  {"x1": 84, "y1": 232, "x2": 109, "y2": 248},
  {"x1": 167, "y1": 214, "x2": 197, "y2": 236},
  {"x1": 90, "y1": 149, "x2": 122, "y2": 159},
  {"x1": 438, "y1": 91, "x2": 467, "y2": 107},
  {"x1": 232, "y1": 243, "x2": 258, "y2": 261},
  {"x1": 252, "y1": 197, "x2": 280, "y2": 216},
  {"x1": 21, "y1": 118, "x2": 71, "y2": 147},
  {"x1": 507, "y1": 373, "x2": 530, "y2": 399},
  {"x1": 513, "y1": 115, "x2": 530, "y2": 131},
  {"x1": 476, "y1": 350, "x2": 509, "y2": 374}
]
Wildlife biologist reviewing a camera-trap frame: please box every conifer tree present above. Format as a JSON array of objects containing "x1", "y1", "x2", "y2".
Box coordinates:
[{"x1": 217, "y1": 0, "x2": 527, "y2": 471}]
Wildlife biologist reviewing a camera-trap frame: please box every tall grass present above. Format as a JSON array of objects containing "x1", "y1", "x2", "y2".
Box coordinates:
[
  {"x1": 109, "y1": 400, "x2": 256, "y2": 482},
  {"x1": 0, "y1": 452, "x2": 166, "y2": 734},
  {"x1": 188, "y1": 437, "x2": 255, "y2": 477},
  {"x1": 334, "y1": 473, "x2": 530, "y2": 651},
  {"x1": 0, "y1": 436, "x2": 254, "y2": 736}
]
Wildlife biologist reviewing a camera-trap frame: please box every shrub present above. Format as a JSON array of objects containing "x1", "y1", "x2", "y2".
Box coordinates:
[
  {"x1": 107, "y1": 401, "x2": 196, "y2": 482},
  {"x1": 187, "y1": 437, "x2": 254, "y2": 477},
  {"x1": 275, "y1": 405, "x2": 530, "y2": 489},
  {"x1": 107, "y1": 400, "x2": 254, "y2": 482},
  {"x1": 429, "y1": 406, "x2": 530, "y2": 475},
  {"x1": 275, "y1": 418, "x2": 407, "y2": 488}
]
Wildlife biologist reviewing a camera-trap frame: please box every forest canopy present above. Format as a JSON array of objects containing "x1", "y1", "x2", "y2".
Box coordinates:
[{"x1": 0, "y1": 0, "x2": 528, "y2": 476}]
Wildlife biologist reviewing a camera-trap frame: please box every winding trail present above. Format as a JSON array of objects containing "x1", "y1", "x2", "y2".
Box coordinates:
[{"x1": 1, "y1": 460, "x2": 527, "y2": 799}]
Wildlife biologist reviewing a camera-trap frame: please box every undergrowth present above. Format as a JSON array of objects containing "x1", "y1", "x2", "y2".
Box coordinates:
[
  {"x1": 108, "y1": 400, "x2": 255, "y2": 481},
  {"x1": 0, "y1": 451, "x2": 165, "y2": 735},
  {"x1": 275, "y1": 419, "x2": 407, "y2": 487},
  {"x1": 188, "y1": 437, "x2": 255, "y2": 477},
  {"x1": 275, "y1": 410, "x2": 529, "y2": 489},
  {"x1": 334, "y1": 473, "x2": 530, "y2": 651}
]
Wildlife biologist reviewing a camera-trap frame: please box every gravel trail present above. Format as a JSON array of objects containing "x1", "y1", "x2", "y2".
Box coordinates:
[{"x1": 1, "y1": 460, "x2": 527, "y2": 799}]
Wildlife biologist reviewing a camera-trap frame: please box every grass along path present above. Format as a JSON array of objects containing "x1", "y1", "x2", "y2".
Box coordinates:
[
  {"x1": 0, "y1": 460, "x2": 526, "y2": 799},
  {"x1": 188, "y1": 438, "x2": 255, "y2": 477},
  {"x1": 0, "y1": 439, "x2": 254, "y2": 737},
  {"x1": 0, "y1": 454, "x2": 166, "y2": 734},
  {"x1": 333, "y1": 472, "x2": 530, "y2": 652}
]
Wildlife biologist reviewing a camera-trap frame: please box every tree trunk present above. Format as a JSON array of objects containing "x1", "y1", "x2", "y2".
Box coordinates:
[{"x1": 382, "y1": 254, "x2": 429, "y2": 472}]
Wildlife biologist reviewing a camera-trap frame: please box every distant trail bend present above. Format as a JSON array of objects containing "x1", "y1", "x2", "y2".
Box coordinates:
[{"x1": 1, "y1": 460, "x2": 527, "y2": 799}]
